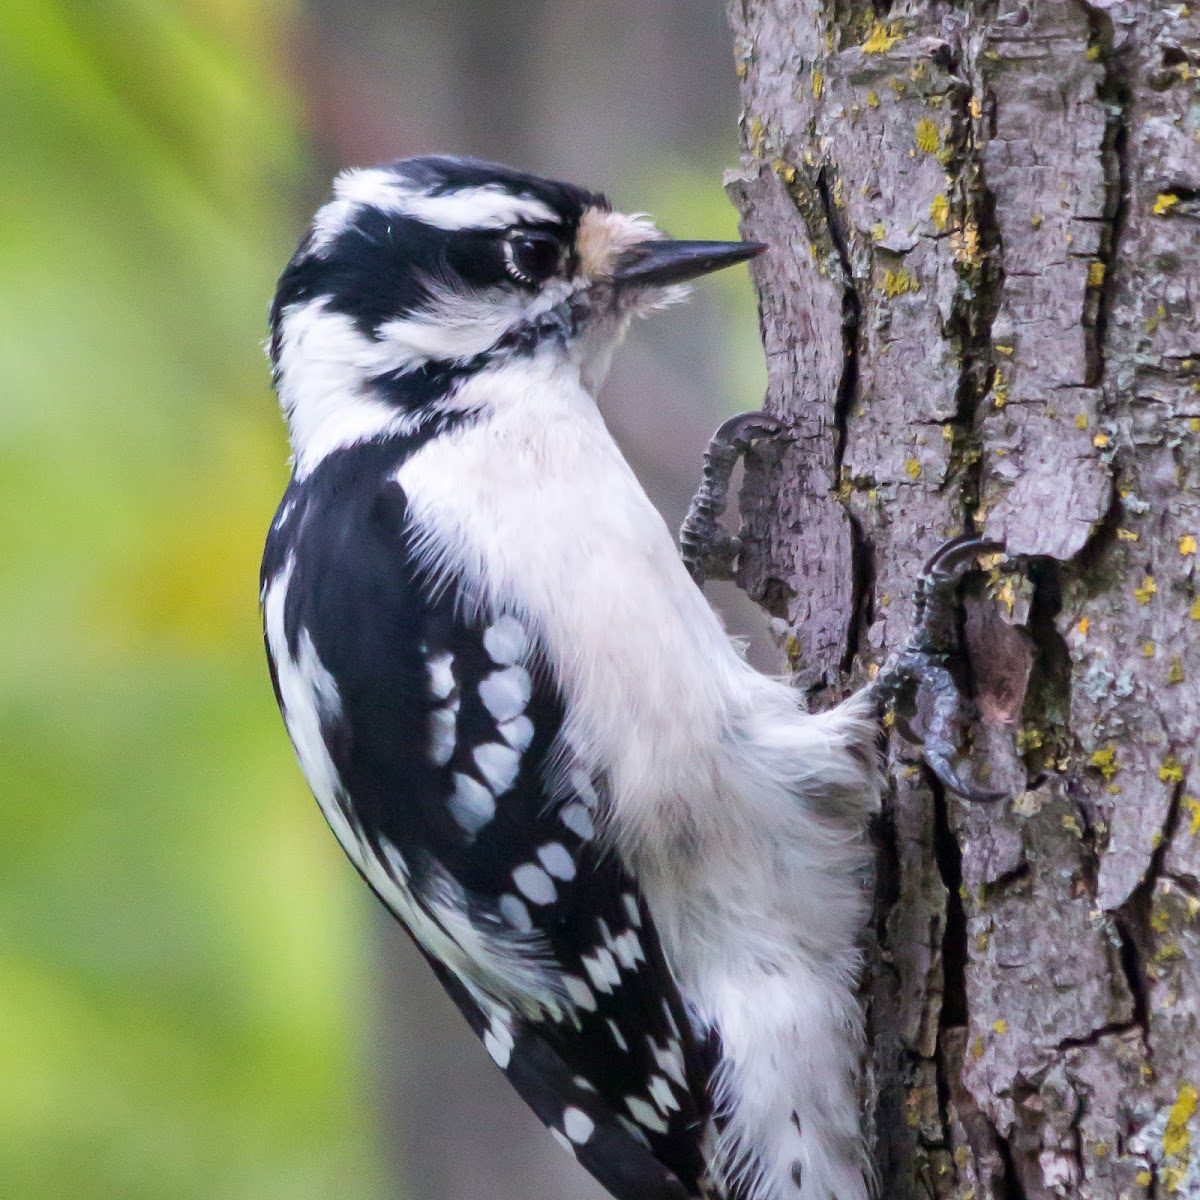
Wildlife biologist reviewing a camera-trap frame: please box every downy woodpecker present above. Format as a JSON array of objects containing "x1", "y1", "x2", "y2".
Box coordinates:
[{"x1": 261, "y1": 156, "x2": 992, "y2": 1200}]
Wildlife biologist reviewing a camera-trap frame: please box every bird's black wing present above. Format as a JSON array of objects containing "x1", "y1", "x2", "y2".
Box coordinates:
[{"x1": 262, "y1": 446, "x2": 716, "y2": 1200}]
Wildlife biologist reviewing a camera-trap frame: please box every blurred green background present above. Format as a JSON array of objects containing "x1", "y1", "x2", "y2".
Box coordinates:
[{"x1": 1, "y1": 3, "x2": 761, "y2": 1197}]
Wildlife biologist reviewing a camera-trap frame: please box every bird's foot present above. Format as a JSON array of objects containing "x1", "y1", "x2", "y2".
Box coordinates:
[
  {"x1": 871, "y1": 534, "x2": 1008, "y2": 802},
  {"x1": 680, "y1": 412, "x2": 783, "y2": 586}
]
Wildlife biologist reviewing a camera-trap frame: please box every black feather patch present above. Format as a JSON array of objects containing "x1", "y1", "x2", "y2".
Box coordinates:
[{"x1": 262, "y1": 439, "x2": 715, "y2": 1200}]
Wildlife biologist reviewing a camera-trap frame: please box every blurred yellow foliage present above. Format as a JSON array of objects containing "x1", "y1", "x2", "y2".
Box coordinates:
[{"x1": 0, "y1": 3, "x2": 387, "y2": 1197}]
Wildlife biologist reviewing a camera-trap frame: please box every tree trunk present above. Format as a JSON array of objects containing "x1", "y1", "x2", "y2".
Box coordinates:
[{"x1": 722, "y1": 2, "x2": 1200, "y2": 1196}]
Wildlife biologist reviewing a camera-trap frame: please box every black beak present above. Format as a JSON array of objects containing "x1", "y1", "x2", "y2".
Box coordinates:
[{"x1": 611, "y1": 239, "x2": 767, "y2": 287}]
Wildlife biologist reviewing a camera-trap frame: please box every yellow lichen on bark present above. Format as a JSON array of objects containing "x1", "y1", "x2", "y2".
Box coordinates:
[{"x1": 1163, "y1": 1084, "x2": 1197, "y2": 1157}]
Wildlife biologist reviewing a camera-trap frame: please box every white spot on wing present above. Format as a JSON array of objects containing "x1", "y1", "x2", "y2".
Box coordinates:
[
  {"x1": 648, "y1": 1074, "x2": 680, "y2": 1115},
  {"x1": 568, "y1": 766, "x2": 599, "y2": 809},
  {"x1": 482, "y1": 614, "x2": 528, "y2": 666},
  {"x1": 562, "y1": 1107, "x2": 595, "y2": 1146},
  {"x1": 512, "y1": 863, "x2": 557, "y2": 905},
  {"x1": 564, "y1": 975, "x2": 597, "y2": 1012},
  {"x1": 581, "y1": 948, "x2": 620, "y2": 993},
  {"x1": 537, "y1": 842, "x2": 575, "y2": 881},
  {"x1": 264, "y1": 636, "x2": 563, "y2": 1037},
  {"x1": 474, "y1": 742, "x2": 521, "y2": 795},
  {"x1": 661, "y1": 999, "x2": 681, "y2": 1037},
  {"x1": 559, "y1": 802, "x2": 594, "y2": 840},
  {"x1": 622, "y1": 893, "x2": 643, "y2": 929},
  {"x1": 483, "y1": 1009, "x2": 515, "y2": 1070},
  {"x1": 498, "y1": 892, "x2": 533, "y2": 932},
  {"x1": 610, "y1": 929, "x2": 644, "y2": 971},
  {"x1": 650, "y1": 1036, "x2": 687, "y2": 1089},
  {"x1": 606, "y1": 1018, "x2": 629, "y2": 1052},
  {"x1": 428, "y1": 707, "x2": 457, "y2": 767},
  {"x1": 479, "y1": 666, "x2": 531, "y2": 722},
  {"x1": 498, "y1": 715, "x2": 534, "y2": 752},
  {"x1": 616, "y1": 1114, "x2": 651, "y2": 1148},
  {"x1": 484, "y1": 1031, "x2": 511, "y2": 1069},
  {"x1": 626, "y1": 1096, "x2": 669, "y2": 1135},
  {"x1": 417, "y1": 861, "x2": 565, "y2": 1022},
  {"x1": 448, "y1": 772, "x2": 495, "y2": 835},
  {"x1": 427, "y1": 652, "x2": 456, "y2": 700}
]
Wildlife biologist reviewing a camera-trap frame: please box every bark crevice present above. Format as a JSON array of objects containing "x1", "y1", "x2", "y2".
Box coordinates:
[
  {"x1": 814, "y1": 163, "x2": 860, "y2": 485},
  {"x1": 932, "y1": 779, "x2": 969, "y2": 1028},
  {"x1": 946, "y1": 36, "x2": 1005, "y2": 530},
  {"x1": 1079, "y1": 0, "x2": 1133, "y2": 387},
  {"x1": 814, "y1": 162, "x2": 871, "y2": 673},
  {"x1": 996, "y1": 1134, "x2": 1030, "y2": 1200}
]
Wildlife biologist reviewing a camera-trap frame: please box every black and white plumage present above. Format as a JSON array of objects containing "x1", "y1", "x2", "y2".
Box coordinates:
[{"x1": 261, "y1": 156, "x2": 880, "y2": 1200}]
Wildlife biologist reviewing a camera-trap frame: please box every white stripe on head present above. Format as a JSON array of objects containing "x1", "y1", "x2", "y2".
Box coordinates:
[
  {"x1": 273, "y1": 283, "x2": 581, "y2": 476},
  {"x1": 311, "y1": 167, "x2": 561, "y2": 253}
]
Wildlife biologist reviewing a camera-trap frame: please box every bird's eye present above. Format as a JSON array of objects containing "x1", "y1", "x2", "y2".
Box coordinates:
[{"x1": 503, "y1": 231, "x2": 563, "y2": 287}]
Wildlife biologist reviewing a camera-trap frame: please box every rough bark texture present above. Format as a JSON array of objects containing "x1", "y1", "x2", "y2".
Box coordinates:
[{"x1": 723, "y1": 2, "x2": 1200, "y2": 1197}]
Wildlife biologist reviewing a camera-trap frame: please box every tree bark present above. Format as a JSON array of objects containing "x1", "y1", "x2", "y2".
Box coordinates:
[{"x1": 723, "y1": 2, "x2": 1200, "y2": 1197}]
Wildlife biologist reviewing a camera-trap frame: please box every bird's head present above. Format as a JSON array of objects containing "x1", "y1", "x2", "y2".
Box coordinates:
[{"x1": 268, "y1": 155, "x2": 763, "y2": 476}]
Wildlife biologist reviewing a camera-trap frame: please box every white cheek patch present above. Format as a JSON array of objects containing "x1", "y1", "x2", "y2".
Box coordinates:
[
  {"x1": 274, "y1": 297, "x2": 419, "y2": 479},
  {"x1": 371, "y1": 278, "x2": 580, "y2": 379},
  {"x1": 374, "y1": 293, "x2": 523, "y2": 373},
  {"x1": 274, "y1": 291, "x2": 563, "y2": 477}
]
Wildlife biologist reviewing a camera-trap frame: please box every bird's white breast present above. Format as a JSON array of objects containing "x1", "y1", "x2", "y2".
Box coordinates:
[
  {"x1": 393, "y1": 353, "x2": 748, "y2": 831},
  {"x1": 392, "y1": 352, "x2": 880, "y2": 1200}
]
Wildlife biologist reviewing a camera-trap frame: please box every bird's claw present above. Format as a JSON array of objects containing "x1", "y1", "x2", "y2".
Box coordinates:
[
  {"x1": 924, "y1": 749, "x2": 1009, "y2": 804},
  {"x1": 712, "y1": 411, "x2": 785, "y2": 453},
  {"x1": 874, "y1": 533, "x2": 1008, "y2": 803},
  {"x1": 920, "y1": 653, "x2": 1009, "y2": 803},
  {"x1": 681, "y1": 412, "x2": 783, "y2": 586},
  {"x1": 911, "y1": 534, "x2": 1005, "y2": 658}
]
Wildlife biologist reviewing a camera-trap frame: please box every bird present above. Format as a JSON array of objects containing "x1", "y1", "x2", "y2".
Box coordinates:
[{"x1": 260, "y1": 155, "x2": 993, "y2": 1200}]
